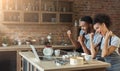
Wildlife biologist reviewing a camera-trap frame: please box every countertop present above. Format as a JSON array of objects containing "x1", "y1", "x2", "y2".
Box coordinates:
[
  {"x1": 0, "y1": 45, "x2": 74, "y2": 51},
  {"x1": 19, "y1": 51, "x2": 110, "y2": 71}
]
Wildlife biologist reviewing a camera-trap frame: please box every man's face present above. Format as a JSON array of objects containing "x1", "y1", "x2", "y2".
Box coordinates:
[{"x1": 79, "y1": 21, "x2": 89, "y2": 33}]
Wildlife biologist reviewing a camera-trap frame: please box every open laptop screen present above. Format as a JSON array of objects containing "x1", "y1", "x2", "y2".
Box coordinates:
[{"x1": 30, "y1": 45, "x2": 41, "y2": 61}]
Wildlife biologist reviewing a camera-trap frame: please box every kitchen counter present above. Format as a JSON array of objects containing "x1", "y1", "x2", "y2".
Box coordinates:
[
  {"x1": 0, "y1": 45, "x2": 74, "y2": 51},
  {"x1": 19, "y1": 51, "x2": 110, "y2": 71},
  {"x1": 0, "y1": 45, "x2": 74, "y2": 71}
]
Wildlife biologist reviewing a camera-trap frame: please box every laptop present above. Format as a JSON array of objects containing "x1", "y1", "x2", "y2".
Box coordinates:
[
  {"x1": 30, "y1": 45, "x2": 41, "y2": 62},
  {"x1": 30, "y1": 45, "x2": 55, "y2": 61}
]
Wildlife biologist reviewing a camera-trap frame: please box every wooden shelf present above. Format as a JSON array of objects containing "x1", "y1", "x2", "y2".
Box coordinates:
[
  {"x1": 23, "y1": 11, "x2": 40, "y2": 13},
  {"x1": 22, "y1": 22, "x2": 40, "y2": 24},
  {"x1": 41, "y1": 11, "x2": 57, "y2": 13},
  {"x1": 2, "y1": 21, "x2": 21, "y2": 23},
  {"x1": 59, "y1": 12, "x2": 73, "y2": 14},
  {"x1": 2, "y1": 10, "x2": 22, "y2": 12}
]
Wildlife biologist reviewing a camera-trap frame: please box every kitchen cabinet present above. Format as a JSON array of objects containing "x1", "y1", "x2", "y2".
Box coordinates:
[
  {"x1": 0, "y1": 51, "x2": 16, "y2": 71},
  {"x1": 0, "y1": 0, "x2": 73, "y2": 25}
]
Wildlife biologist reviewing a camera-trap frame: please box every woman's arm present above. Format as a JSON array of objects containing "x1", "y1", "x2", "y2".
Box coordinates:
[
  {"x1": 89, "y1": 33, "x2": 99, "y2": 58},
  {"x1": 101, "y1": 31, "x2": 117, "y2": 57}
]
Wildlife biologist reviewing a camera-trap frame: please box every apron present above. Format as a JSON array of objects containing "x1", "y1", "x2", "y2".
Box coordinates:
[
  {"x1": 101, "y1": 37, "x2": 120, "y2": 71},
  {"x1": 104, "y1": 51, "x2": 120, "y2": 71}
]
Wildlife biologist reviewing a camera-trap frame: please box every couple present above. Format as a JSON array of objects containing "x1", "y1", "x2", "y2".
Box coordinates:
[{"x1": 67, "y1": 14, "x2": 120, "y2": 71}]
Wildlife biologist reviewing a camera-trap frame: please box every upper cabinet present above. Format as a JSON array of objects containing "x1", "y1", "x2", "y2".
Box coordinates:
[
  {"x1": 0, "y1": 0, "x2": 73, "y2": 24},
  {"x1": 41, "y1": 0, "x2": 73, "y2": 24}
]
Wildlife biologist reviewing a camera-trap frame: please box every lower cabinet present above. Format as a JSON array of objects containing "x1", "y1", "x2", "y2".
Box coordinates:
[
  {"x1": 0, "y1": 51, "x2": 16, "y2": 71},
  {"x1": 22, "y1": 59, "x2": 39, "y2": 71}
]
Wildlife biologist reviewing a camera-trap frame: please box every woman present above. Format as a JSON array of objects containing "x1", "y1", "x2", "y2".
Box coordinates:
[{"x1": 90, "y1": 13, "x2": 120, "y2": 71}]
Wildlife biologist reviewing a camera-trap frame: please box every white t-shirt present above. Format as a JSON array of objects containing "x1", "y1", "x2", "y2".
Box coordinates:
[{"x1": 100, "y1": 35, "x2": 120, "y2": 54}]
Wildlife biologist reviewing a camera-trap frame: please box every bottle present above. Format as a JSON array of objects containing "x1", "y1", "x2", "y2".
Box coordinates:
[
  {"x1": 74, "y1": 20, "x2": 78, "y2": 26},
  {"x1": 47, "y1": 33, "x2": 52, "y2": 44},
  {"x1": 18, "y1": 39, "x2": 22, "y2": 46}
]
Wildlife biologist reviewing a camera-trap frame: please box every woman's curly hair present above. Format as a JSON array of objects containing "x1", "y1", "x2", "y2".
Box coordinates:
[{"x1": 94, "y1": 13, "x2": 112, "y2": 29}]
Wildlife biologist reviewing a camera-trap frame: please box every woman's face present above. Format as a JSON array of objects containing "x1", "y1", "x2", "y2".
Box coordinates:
[
  {"x1": 79, "y1": 21, "x2": 90, "y2": 33},
  {"x1": 94, "y1": 23, "x2": 104, "y2": 35}
]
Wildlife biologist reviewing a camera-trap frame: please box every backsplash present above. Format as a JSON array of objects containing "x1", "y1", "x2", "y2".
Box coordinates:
[{"x1": 0, "y1": 24, "x2": 73, "y2": 46}]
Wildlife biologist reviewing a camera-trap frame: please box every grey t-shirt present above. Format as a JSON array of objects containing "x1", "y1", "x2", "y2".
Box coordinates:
[{"x1": 79, "y1": 30, "x2": 102, "y2": 50}]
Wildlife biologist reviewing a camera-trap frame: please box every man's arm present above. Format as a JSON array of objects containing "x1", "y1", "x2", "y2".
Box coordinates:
[
  {"x1": 78, "y1": 36, "x2": 91, "y2": 55},
  {"x1": 69, "y1": 36, "x2": 81, "y2": 49},
  {"x1": 67, "y1": 30, "x2": 81, "y2": 49}
]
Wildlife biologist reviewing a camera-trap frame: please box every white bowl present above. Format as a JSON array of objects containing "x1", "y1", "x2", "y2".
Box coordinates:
[{"x1": 2, "y1": 43, "x2": 8, "y2": 47}]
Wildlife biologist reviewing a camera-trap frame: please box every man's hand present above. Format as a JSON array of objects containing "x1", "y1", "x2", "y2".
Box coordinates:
[{"x1": 78, "y1": 36, "x2": 85, "y2": 45}]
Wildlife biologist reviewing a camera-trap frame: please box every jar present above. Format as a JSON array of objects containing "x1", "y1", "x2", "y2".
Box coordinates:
[{"x1": 43, "y1": 45, "x2": 53, "y2": 56}]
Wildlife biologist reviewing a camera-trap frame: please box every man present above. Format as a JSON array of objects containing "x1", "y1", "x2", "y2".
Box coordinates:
[{"x1": 67, "y1": 16, "x2": 102, "y2": 55}]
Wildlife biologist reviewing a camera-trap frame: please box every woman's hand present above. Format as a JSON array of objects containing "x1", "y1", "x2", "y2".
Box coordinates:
[
  {"x1": 89, "y1": 33, "x2": 98, "y2": 58},
  {"x1": 89, "y1": 33, "x2": 94, "y2": 40},
  {"x1": 67, "y1": 30, "x2": 72, "y2": 38},
  {"x1": 105, "y1": 31, "x2": 113, "y2": 40}
]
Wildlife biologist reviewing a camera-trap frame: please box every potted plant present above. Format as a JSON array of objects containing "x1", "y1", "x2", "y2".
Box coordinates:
[{"x1": 2, "y1": 36, "x2": 8, "y2": 47}]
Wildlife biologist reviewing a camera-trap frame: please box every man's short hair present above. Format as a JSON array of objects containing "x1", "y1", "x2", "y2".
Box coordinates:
[{"x1": 80, "y1": 16, "x2": 93, "y2": 24}]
